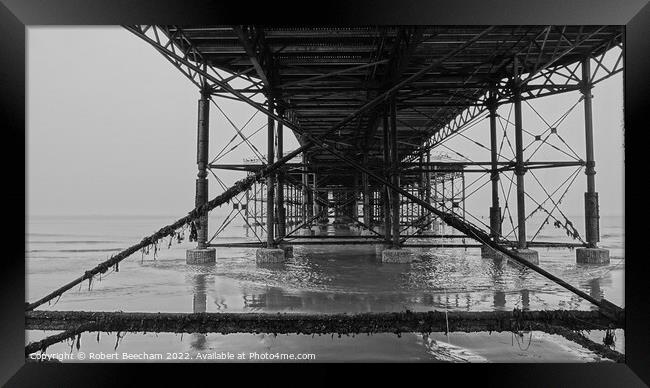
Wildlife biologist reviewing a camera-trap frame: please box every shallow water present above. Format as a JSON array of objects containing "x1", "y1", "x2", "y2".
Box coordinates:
[{"x1": 25, "y1": 215, "x2": 624, "y2": 362}]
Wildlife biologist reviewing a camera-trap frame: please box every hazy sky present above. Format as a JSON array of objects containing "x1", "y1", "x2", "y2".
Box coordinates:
[{"x1": 27, "y1": 26, "x2": 624, "y2": 222}]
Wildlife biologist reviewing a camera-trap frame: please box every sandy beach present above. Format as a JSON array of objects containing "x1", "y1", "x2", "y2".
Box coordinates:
[{"x1": 25, "y1": 214, "x2": 624, "y2": 362}]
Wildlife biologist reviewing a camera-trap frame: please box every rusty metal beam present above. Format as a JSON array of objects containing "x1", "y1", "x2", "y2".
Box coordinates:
[
  {"x1": 233, "y1": 26, "x2": 273, "y2": 90},
  {"x1": 25, "y1": 310, "x2": 623, "y2": 336}
]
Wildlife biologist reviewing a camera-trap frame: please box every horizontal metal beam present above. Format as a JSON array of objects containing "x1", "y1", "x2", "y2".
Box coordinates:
[
  {"x1": 209, "y1": 161, "x2": 584, "y2": 172},
  {"x1": 26, "y1": 310, "x2": 622, "y2": 335},
  {"x1": 207, "y1": 240, "x2": 585, "y2": 248},
  {"x1": 284, "y1": 234, "x2": 468, "y2": 239},
  {"x1": 208, "y1": 241, "x2": 483, "y2": 248}
]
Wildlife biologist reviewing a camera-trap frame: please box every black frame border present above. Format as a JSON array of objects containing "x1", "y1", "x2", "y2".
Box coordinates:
[{"x1": 1, "y1": 0, "x2": 648, "y2": 386}]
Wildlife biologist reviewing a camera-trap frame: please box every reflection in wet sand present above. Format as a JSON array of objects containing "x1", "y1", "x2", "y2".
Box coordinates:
[
  {"x1": 588, "y1": 277, "x2": 603, "y2": 301},
  {"x1": 521, "y1": 289, "x2": 530, "y2": 310},
  {"x1": 189, "y1": 272, "x2": 210, "y2": 351}
]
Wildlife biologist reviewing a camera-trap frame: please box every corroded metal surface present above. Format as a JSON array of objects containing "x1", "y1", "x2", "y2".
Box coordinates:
[{"x1": 26, "y1": 310, "x2": 623, "y2": 335}]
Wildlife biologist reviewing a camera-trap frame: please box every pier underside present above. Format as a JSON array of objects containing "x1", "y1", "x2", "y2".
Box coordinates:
[
  {"x1": 123, "y1": 25, "x2": 622, "y2": 259},
  {"x1": 26, "y1": 25, "x2": 624, "y2": 361}
]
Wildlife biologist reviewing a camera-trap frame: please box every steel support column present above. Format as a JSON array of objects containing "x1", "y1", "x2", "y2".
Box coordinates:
[
  {"x1": 266, "y1": 98, "x2": 276, "y2": 248},
  {"x1": 513, "y1": 60, "x2": 528, "y2": 249},
  {"x1": 352, "y1": 178, "x2": 359, "y2": 223},
  {"x1": 488, "y1": 98, "x2": 502, "y2": 240},
  {"x1": 462, "y1": 173, "x2": 466, "y2": 220},
  {"x1": 390, "y1": 97, "x2": 400, "y2": 248},
  {"x1": 301, "y1": 153, "x2": 309, "y2": 227},
  {"x1": 308, "y1": 173, "x2": 314, "y2": 221},
  {"x1": 425, "y1": 144, "x2": 432, "y2": 229},
  {"x1": 368, "y1": 189, "x2": 375, "y2": 226},
  {"x1": 276, "y1": 107, "x2": 286, "y2": 239},
  {"x1": 244, "y1": 188, "x2": 249, "y2": 222},
  {"x1": 382, "y1": 107, "x2": 391, "y2": 243},
  {"x1": 581, "y1": 58, "x2": 600, "y2": 247},
  {"x1": 362, "y1": 154, "x2": 371, "y2": 226},
  {"x1": 418, "y1": 150, "x2": 424, "y2": 223},
  {"x1": 195, "y1": 88, "x2": 210, "y2": 249}
]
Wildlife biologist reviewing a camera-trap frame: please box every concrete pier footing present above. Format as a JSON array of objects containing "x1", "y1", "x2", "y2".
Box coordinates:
[
  {"x1": 576, "y1": 247, "x2": 610, "y2": 264},
  {"x1": 186, "y1": 248, "x2": 216, "y2": 264},
  {"x1": 511, "y1": 248, "x2": 539, "y2": 265},
  {"x1": 255, "y1": 248, "x2": 285, "y2": 263},
  {"x1": 381, "y1": 248, "x2": 415, "y2": 263}
]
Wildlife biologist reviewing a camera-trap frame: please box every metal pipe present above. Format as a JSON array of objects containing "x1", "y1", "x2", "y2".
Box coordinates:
[
  {"x1": 426, "y1": 147, "x2": 433, "y2": 229},
  {"x1": 462, "y1": 173, "x2": 466, "y2": 220},
  {"x1": 308, "y1": 173, "x2": 315, "y2": 221},
  {"x1": 195, "y1": 88, "x2": 210, "y2": 248},
  {"x1": 244, "y1": 186, "x2": 249, "y2": 223},
  {"x1": 301, "y1": 153, "x2": 308, "y2": 226},
  {"x1": 26, "y1": 309, "x2": 622, "y2": 336},
  {"x1": 513, "y1": 58, "x2": 527, "y2": 249},
  {"x1": 276, "y1": 107, "x2": 286, "y2": 238},
  {"x1": 362, "y1": 153, "x2": 371, "y2": 226},
  {"x1": 488, "y1": 98, "x2": 501, "y2": 239},
  {"x1": 266, "y1": 98, "x2": 275, "y2": 247},
  {"x1": 581, "y1": 57, "x2": 600, "y2": 248},
  {"x1": 253, "y1": 180, "x2": 257, "y2": 226},
  {"x1": 382, "y1": 107, "x2": 391, "y2": 243},
  {"x1": 390, "y1": 96, "x2": 400, "y2": 248}
]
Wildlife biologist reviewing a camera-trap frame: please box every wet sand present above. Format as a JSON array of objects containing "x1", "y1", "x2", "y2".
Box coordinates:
[{"x1": 26, "y1": 216, "x2": 624, "y2": 362}]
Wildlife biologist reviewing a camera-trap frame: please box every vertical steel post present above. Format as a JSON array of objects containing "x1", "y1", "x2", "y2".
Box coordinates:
[
  {"x1": 313, "y1": 175, "x2": 319, "y2": 222},
  {"x1": 352, "y1": 176, "x2": 359, "y2": 223},
  {"x1": 261, "y1": 180, "x2": 266, "y2": 226},
  {"x1": 253, "y1": 181, "x2": 257, "y2": 226},
  {"x1": 362, "y1": 153, "x2": 371, "y2": 226},
  {"x1": 302, "y1": 153, "x2": 308, "y2": 226},
  {"x1": 451, "y1": 175, "x2": 455, "y2": 213},
  {"x1": 245, "y1": 186, "x2": 249, "y2": 224},
  {"x1": 425, "y1": 146, "x2": 432, "y2": 228},
  {"x1": 488, "y1": 97, "x2": 502, "y2": 239},
  {"x1": 308, "y1": 173, "x2": 314, "y2": 221},
  {"x1": 417, "y1": 154, "x2": 421, "y2": 224},
  {"x1": 266, "y1": 98, "x2": 276, "y2": 247},
  {"x1": 276, "y1": 107, "x2": 286, "y2": 239},
  {"x1": 390, "y1": 96, "x2": 400, "y2": 248},
  {"x1": 581, "y1": 58, "x2": 600, "y2": 248},
  {"x1": 287, "y1": 185, "x2": 291, "y2": 226},
  {"x1": 513, "y1": 57, "x2": 527, "y2": 249},
  {"x1": 382, "y1": 106, "x2": 392, "y2": 243},
  {"x1": 369, "y1": 189, "x2": 374, "y2": 226},
  {"x1": 462, "y1": 173, "x2": 466, "y2": 220},
  {"x1": 442, "y1": 178, "x2": 446, "y2": 211},
  {"x1": 195, "y1": 88, "x2": 210, "y2": 249}
]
